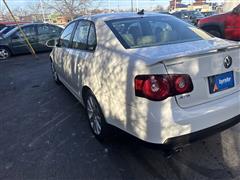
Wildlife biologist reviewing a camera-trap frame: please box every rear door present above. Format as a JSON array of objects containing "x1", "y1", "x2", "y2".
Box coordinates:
[
  {"x1": 55, "y1": 21, "x2": 77, "y2": 83},
  {"x1": 68, "y1": 20, "x2": 96, "y2": 93},
  {"x1": 10, "y1": 25, "x2": 38, "y2": 54}
]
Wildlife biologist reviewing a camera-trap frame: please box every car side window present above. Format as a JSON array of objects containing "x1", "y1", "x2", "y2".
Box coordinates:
[
  {"x1": 38, "y1": 24, "x2": 50, "y2": 35},
  {"x1": 87, "y1": 24, "x2": 97, "y2": 50},
  {"x1": 72, "y1": 20, "x2": 90, "y2": 50},
  {"x1": 50, "y1": 25, "x2": 63, "y2": 35},
  {"x1": 59, "y1": 22, "x2": 76, "y2": 48},
  {"x1": 14, "y1": 26, "x2": 36, "y2": 39}
]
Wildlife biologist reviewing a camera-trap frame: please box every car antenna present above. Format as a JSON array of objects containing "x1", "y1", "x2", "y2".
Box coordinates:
[{"x1": 137, "y1": 9, "x2": 144, "y2": 15}]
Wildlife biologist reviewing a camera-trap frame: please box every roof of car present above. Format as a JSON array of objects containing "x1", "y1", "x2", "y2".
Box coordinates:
[
  {"x1": 21, "y1": 23, "x2": 59, "y2": 26},
  {"x1": 76, "y1": 12, "x2": 171, "y2": 22},
  {"x1": 4, "y1": 23, "x2": 62, "y2": 37}
]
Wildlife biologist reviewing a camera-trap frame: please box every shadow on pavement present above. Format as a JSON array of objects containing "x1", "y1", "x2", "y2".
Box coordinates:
[{"x1": 0, "y1": 53, "x2": 239, "y2": 179}]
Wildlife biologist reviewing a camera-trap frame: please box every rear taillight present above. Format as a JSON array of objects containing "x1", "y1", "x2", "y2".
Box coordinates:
[{"x1": 135, "y1": 74, "x2": 193, "y2": 101}]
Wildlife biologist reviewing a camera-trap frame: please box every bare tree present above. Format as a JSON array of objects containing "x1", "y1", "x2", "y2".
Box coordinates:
[
  {"x1": 10, "y1": 2, "x2": 44, "y2": 22},
  {"x1": 43, "y1": 0, "x2": 94, "y2": 20},
  {"x1": 26, "y1": 2, "x2": 42, "y2": 15},
  {"x1": 13, "y1": 8, "x2": 29, "y2": 17}
]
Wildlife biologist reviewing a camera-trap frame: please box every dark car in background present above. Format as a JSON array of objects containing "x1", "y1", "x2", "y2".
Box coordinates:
[
  {"x1": 202, "y1": 11, "x2": 216, "y2": 17},
  {"x1": 172, "y1": 10, "x2": 205, "y2": 25},
  {"x1": 0, "y1": 23, "x2": 63, "y2": 60},
  {"x1": 198, "y1": 4, "x2": 240, "y2": 40}
]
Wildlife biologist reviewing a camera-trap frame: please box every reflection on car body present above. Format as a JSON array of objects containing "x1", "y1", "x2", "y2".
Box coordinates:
[{"x1": 50, "y1": 12, "x2": 240, "y2": 148}]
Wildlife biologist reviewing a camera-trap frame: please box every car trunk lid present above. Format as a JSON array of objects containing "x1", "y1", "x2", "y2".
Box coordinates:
[
  {"x1": 164, "y1": 47, "x2": 240, "y2": 108},
  {"x1": 130, "y1": 39, "x2": 240, "y2": 108}
]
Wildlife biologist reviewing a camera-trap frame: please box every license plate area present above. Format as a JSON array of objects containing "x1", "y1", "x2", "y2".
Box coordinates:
[{"x1": 208, "y1": 71, "x2": 234, "y2": 94}]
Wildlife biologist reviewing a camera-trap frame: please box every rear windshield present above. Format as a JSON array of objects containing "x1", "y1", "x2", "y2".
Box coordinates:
[{"x1": 106, "y1": 16, "x2": 212, "y2": 49}]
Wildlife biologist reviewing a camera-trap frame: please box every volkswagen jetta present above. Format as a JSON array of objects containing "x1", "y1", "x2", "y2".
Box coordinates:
[{"x1": 50, "y1": 12, "x2": 240, "y2": 147}]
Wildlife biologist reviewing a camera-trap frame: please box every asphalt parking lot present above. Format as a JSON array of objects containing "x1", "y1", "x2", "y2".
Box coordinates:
[{"x1": 0, "y1": 53, "x2": 239, "y2": 180}]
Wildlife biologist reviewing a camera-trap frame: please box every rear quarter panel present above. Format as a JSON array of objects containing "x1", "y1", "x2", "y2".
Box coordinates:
[{"x1": 81, "y1": 20, "x2": 168, "y2": 132}]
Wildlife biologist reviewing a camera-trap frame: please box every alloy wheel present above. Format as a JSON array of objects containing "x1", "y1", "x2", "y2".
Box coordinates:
[
  {"x1": 0, "y1": 48, "x2": 9, "y2": 60},
  {"x1": 86, "y1": 96, "x2": 102, "y2": 135}
]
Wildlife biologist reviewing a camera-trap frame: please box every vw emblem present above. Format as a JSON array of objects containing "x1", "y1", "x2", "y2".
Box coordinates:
[{"x1": 224, "y1": 56, "x2": 232, "y2": 69}]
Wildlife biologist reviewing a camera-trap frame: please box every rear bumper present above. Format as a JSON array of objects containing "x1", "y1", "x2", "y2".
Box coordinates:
[
  {"x1": 125, "y1": 90, "x2": 240, "y2": 144},
  {"x1": 163, "y1": 114, "x2": 240, "y2": 147}
]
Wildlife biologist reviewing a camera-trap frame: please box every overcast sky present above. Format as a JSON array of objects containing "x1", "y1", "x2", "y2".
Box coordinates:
[{"x1": 0, "y1": 0, "x2": 225, "y2": 11}]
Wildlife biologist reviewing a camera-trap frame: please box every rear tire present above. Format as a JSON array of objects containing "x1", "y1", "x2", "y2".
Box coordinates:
[
  {"x1": 0, "y1": 47, "x2": 10, "y2": 60},
  {"x1": 83, "y1": 90, "x2": 110, "y2": 141}
]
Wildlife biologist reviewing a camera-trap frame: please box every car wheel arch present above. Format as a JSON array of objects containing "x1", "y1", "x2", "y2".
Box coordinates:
[
  {"x1": 82, "y1": 86, "x2": 92, "y2": 103},
  {"x1": 82, "y1": 86, "x2": 108, "y2": 121}
]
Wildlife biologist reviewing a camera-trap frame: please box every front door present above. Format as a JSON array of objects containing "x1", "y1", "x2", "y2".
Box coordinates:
[
  {"x1": 10, "y1": 25, "x2": 38, "y2": 55},
  {"x1": 56, "y1": 21, "x2": 77, "y2": 85}
]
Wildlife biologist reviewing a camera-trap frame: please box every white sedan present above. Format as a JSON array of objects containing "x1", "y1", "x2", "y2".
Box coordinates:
[{"x1": 50, "y1": 12, "x2": 240, "y2": 147}]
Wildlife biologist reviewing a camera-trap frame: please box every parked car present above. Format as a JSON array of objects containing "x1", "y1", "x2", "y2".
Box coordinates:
[
  {"x1": 172, "y1": 10, "x2": 204, "y2": 25},
  {"x1": 49, "y1": 12, "x2": 240, "y2": 148},
  {"x1": 198, "y1": 4, "x2": 240, "y2": 40},
  {"x1": 202, "y1": 11, "x2": 216, "y2": 17},
  {"x1": 0, "y1": 23, "x2": 63, "y2": 60}
]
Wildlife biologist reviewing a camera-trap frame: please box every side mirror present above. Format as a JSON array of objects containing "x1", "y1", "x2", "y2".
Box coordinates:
[{"x1": 46, "y1": 39, "x2": 58, "y2": 48}]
